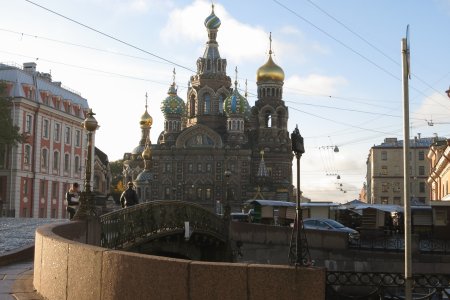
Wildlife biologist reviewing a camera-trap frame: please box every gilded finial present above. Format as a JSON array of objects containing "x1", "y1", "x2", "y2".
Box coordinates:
[
  {"x1": 234, "y1": 66, "x2": 238, "y2": 87},
  {"x1": 145, "y1": 92, "x2": 148, "y2": 111},
  {"x1": 172, "y1": 68, "x2": 176, "y2": 84},
  {"x1": 245, "y1": 79, "x2": 248, "y2": 98},
  {"x1": 260, "y1": 149, "x2": 265, "y2": 159},
  {"x1": 211, "y1": 2, "x2": 214, "y2": 13},
  {"x1": 269, "y1": 32, "x2": 272, "y2": 55}
]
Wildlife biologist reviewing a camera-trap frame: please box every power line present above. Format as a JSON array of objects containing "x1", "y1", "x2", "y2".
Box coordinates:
[
  {"x1": 272, "y1": 0, "x2": 450, "y2": 112},
  {"x1": 24, "y1": 0, "x2": 196, "y2": 73},
  {"x1": 0, "y1": 27, "x2": 176, "y2": 68}
]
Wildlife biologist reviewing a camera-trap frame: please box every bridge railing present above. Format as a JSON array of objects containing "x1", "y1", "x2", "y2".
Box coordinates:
[
  {"x1": 99, "y1": 200, "x2": 227, "y2": 249},
  {"x1": 326, "y1": 271, "x2": 450, "y2": 299}
]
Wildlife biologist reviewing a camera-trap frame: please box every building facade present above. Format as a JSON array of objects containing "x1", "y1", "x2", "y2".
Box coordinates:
[
  {"x1": 427, "y1": 139, "x2": 450, "y2": 201},
  {"x1": 366, "y1": 136, "x2": 439, "y2": 205},
  {"x1": 123, "y1": 6, "x2": 293, "y2": 213},
  {"x1": 0, "y1": 62, "x2": 90, "y2": 218}
]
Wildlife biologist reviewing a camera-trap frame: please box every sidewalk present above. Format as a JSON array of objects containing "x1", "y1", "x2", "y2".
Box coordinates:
[{"x1": 0, "y1": 261, "x2": 41, "y2": 300}]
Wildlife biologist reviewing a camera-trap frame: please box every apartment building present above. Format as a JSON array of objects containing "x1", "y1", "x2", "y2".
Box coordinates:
[
  {"x1": 366, "y1": 136, "x2": 439, "y2": 205},
  {"x1": 0, "y1": 62, "x2": 89, "y2": 218}
]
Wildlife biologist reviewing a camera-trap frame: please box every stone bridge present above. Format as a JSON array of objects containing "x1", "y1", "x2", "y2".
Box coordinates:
[{"x1": 99, "y1": 200, "x2": 230, "y2": 260}]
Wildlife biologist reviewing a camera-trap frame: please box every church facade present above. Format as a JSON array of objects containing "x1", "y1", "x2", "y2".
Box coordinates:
[{"x1": 123, "y1": 6, "x2": 293, "y2": 213}]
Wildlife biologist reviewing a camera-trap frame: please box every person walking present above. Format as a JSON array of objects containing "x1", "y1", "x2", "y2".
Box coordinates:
[
  {"x1": 65, "y1": 182, "x2": 80, "y2": 220},
  {"x1": 120, "y1": 182, "x2": 139, "y2": 208}
]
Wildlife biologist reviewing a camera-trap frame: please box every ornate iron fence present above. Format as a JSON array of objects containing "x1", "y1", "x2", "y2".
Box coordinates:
[
  {"x1": 99, "y1": 200, "x2": 227, "y2": 249},
  {"x1": 348, "y1": 236, "x2": 450, "y2": 254},
  {"x1": 326, "y1": 271, "x2": 450, "y2": 299}
]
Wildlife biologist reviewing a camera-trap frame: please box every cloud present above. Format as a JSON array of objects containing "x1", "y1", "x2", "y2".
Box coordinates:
[
  {"x1": 90, "y1": 0, "x2": 173, "y2": 14},
  {"x1": 160, "y1": 0, "x2": 293, "y2": 64},
  {"x1": 284, "y1": 74, "x2": 348, "y2": 96},
  {"x1": 411, "y1": 92, "x2": 450, "y2": 123}
]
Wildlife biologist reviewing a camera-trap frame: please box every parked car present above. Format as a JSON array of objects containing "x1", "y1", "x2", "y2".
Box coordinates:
[
  {"x1": 303, "y1": 218, "x2": 360, "y2": 243},
  {"x1": 231, "y1": 212, "x2": 251, "y2": 223}
]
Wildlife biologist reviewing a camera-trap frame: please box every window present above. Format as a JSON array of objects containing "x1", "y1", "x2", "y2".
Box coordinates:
[
  {"x1": 381, "y1": 182, "x2": 389, "y2": 193},
  {"x1": 24, "y1": 145, "x2": 31, "y2": 165},
  {"x1": 188, "y1": 163, "x2": 193, "y2": 173},
  {"x1": 75, "y1": 130, "x2": 81, "y2": 147},
  {"x1": 23, "y1": 179, "x2": 28, "y2": 195},
  {"x1": 381, "y1": 151, "x2": 387, "y2": 160},
  {"x1": 204, "y1": 94, "x2": 210, "y2": 114},
  {"x1": 0, "y1": 146, "x2": 5, "y2": 169},
  {"x1": 419, "y1": 151, "x2": 424, "y2": 161},
  {"x1": 64, "y1": 153, "x2": 70, "y2": 172},
  {"x1": 419, "y1": 166, "x2": 425, "y2": 176},
  {"x1": 419, "y1": 182, "x2": 425, "y2": 193},
  {"x1": 393, "y1": 182, "x2": 401, "y2": 193},
  {"x1": 41, "y1": 148, "x2": 48, "y2": 169},
  {"x1": 52, "y1": 182, "x2": 58, "y2": 199},
  {"x1": 40, "y1": 180, "x2": 46, "y2": 198},
  {"x1": 381, "y1": 166, "x2": 388, "y2": 175},
  {"x1": 25, "y1": 115, "x2": 32, "y2": 133},
  {"x1": 265, "y1": 112, "x2": 272, "y2": 128},
  {"x1": 54, "y1": 123, "x2": 60, "y2": 142},
  {"x1": 164, "y1": 163, "x2": 171, "y2": 173},
  {"x1": 164, "y1": 187, "x2": 170, "y2": 199},
  {"x1": 43, "y1": 119, "x2": 49, "y2": 138},
  {"x1": 393, "y1": 197, "x2": 401, "y2": 205},
  {"x1": 65, "y1": 127, "x2": 71, "y2": 144},
  {"x1": 218, "y1": 95, "x2": 224, "y2": 113},
  {"x1": 206, "y1": 188, "x2": 211, "y2": 200},
  {"x1": 206, "y1": 163, "x2": 212, "y2": 172},
  {"x1": 53, "y1": 151, "x2": 59, "y2": 169},
  {"x1": 381, "y1": 196, "x2": 389, "y2": 204},
  {"x1": 197, "y1": 163, "x2": 202, "y2": 172},
  {"x1": 196, "y1": 188, "x2": 202, "y2": 199},
  {"x1": 74, "y1": 156, "x2": 80, "y2": 173}
]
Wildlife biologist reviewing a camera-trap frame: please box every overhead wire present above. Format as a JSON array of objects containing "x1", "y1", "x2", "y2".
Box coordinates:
[
  {"x1": 24, "y1": 0, "x2": 196, "y2": 73},
  {"x1": 272, "y1": 0, "x2": 450, "y2": 112}
]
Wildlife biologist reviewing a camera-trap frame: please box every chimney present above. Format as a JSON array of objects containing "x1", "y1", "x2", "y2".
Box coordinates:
[{"x1": 23, "y1": 62, "x2": 37, "y2": 74}]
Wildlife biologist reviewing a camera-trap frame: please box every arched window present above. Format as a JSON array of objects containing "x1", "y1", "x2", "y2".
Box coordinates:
[
  {"x1": 204, "y1": 94, "x2": 211, "y2": 114},
  {"x1": 190, "y1": 95, "x2": 196, "y2": 117},
  {"x1": 219, "y1": 94, "x2": 224, "y2": 113},
  {"x1": 75, "y1": 156, "x2": 80, "y2": 173},
  {"x1": 265, "y1": 112, "x2": 272, "y2": 128},
  {"x1": 207, "y1": 59, "x2": 211, "y2": 70},
  {"x1": 278, "y1": 111, "x2": 284, "y2": 129},
  {"x1": 53, "y1": 151, "x2": 59, "y2": 170},
  {"x1": 64, "y1": 153, "x2": 70, "y2": 172},
  {"x1": 24, "y1": 145, "x2": 31, "y2": 165},
  {"x1": 41, "y1": 148, "x2": 48, "y2": 169}
]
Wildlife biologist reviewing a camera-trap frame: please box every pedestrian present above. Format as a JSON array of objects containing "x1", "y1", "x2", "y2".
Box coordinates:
[
  {"x1": 65, "y1": 182, "x2": 80, "y2": 220},
  {"x1": 120, "y1": 182, "x2": 139, "y2": 208}
]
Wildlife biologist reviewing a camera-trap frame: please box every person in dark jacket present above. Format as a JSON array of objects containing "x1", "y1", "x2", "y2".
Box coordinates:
[
  {"x1": 120, "y1": 182, "x2": 139, "y2": 208},
  {"x1": 66, "y1": 182, "x2": 80, "y2": 220}
]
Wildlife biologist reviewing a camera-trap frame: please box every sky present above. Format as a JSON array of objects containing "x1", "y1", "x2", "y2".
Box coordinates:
[{"x1": 1, "y1": 0, "x2": 450, "y2": 203}]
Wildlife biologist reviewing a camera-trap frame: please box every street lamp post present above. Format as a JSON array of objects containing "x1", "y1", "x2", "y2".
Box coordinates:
[
  {"x1": 73, "y1": 109, "x2": 98, "y2": 220},
  {"x1": 224, "y1": 169, "x2": 232, "y2": 222},
  {"x1": 290, "y1": 125, "x2": 311, "y2": 266}
]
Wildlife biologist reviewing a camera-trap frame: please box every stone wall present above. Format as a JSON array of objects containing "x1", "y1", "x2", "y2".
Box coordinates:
[{"x1": 34, "y1": 221, "x2": 326, "y2": 300}]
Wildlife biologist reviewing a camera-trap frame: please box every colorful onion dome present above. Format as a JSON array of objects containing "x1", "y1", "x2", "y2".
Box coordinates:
[
  {"x1": 224, "y1": 71, "x2": 251, "y2": 118},
  {"x1": 204, "y1": 4, "x2": 221, "y2": 30},
  {"x1": 160, "y1": 82, "x2": 185, "y2": 116}
]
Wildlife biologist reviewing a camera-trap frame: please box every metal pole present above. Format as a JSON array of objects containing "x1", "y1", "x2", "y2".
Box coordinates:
[
  {"x1": 295, "y1": 153, "x2": 302, "y2": 265},
  {"x1": 401, "y1": 37, "x2": 412, "y2": 300}
]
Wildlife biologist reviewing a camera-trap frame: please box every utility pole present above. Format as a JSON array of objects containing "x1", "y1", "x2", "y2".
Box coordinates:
[{"x1": 401, "y1": 26, "x2": 412, "y2": 300}]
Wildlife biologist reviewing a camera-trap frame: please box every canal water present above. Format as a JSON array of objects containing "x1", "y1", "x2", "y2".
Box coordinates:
[{"x1": 0, "y1": 218, "x2": 67, "y2": 254}]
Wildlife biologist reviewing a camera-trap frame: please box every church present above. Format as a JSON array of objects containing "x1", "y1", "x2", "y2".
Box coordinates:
[{"x1": 123, "y1": 5, "x2": 293, "y2": 213}]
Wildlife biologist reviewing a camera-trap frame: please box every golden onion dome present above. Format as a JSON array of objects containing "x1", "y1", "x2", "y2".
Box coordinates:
[
  {"x1": 142, "y1": 144, "x2": 152, "y2": 160},
  {"x1": 140, "y1": 110, "x2": 153, "y2": 127},
  {"x1": 256, "y1": 54, "x2": 285, "y2": 82}
]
